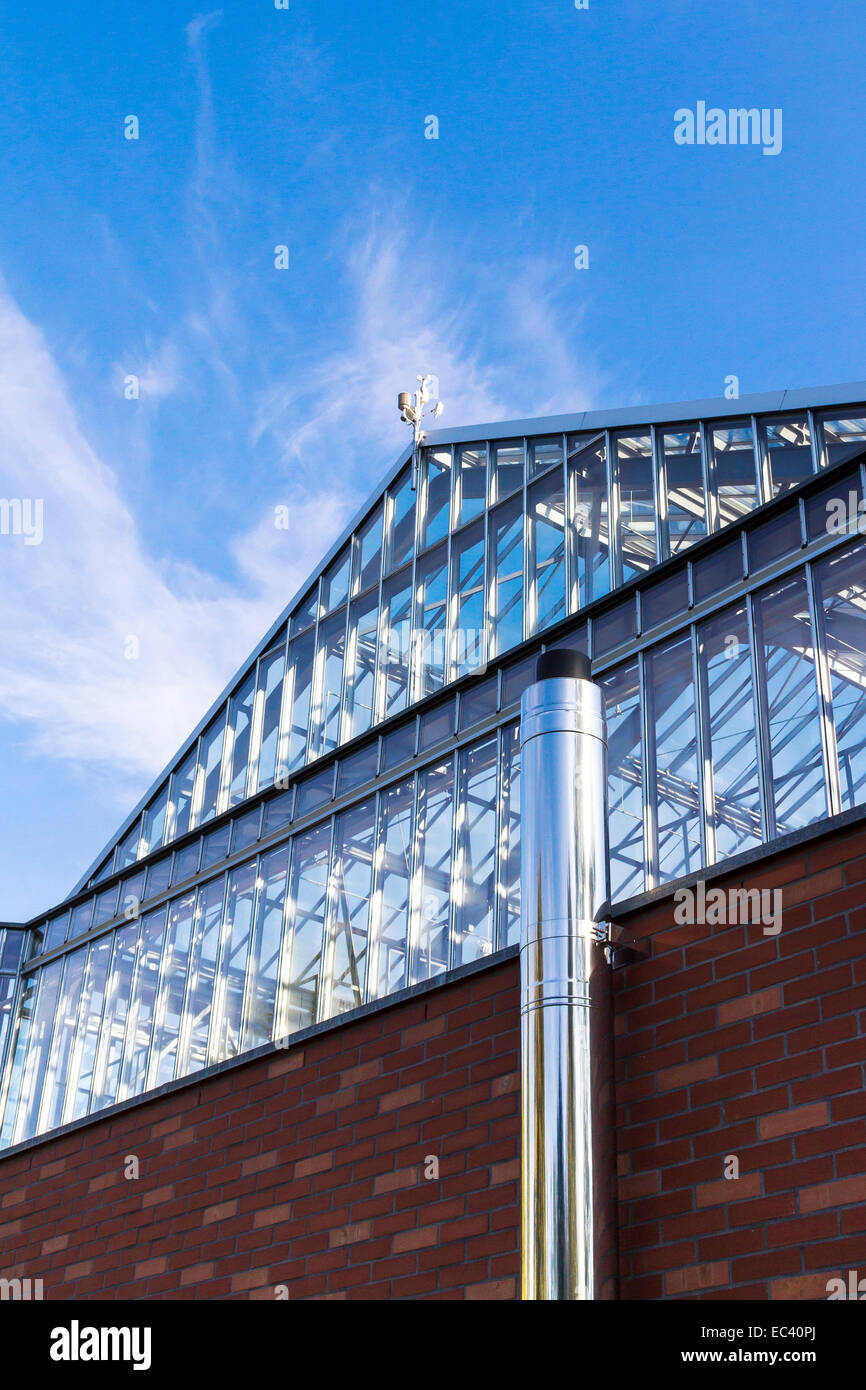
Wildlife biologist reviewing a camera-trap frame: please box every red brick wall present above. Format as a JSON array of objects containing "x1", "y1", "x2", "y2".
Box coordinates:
[
  {"x1": 615, "y1": 820, "x2": 866, "y2": 1300},
  {"x1": 1, "y1": 820, "x2": 864, "y2": 1300},
  {"x1": 0, "y1": 961, "x2": 520, "y2": 1300}
]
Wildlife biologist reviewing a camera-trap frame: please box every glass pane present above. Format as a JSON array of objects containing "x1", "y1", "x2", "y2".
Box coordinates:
[
  {"x1": 662, "y1": 428, "x2": 707, "y2": 554},
  {"x1": 603, "y1": 662, "x2": 644, "y2": 901},
  {"x1": 699, "y1": 605, "x2": 763, "y2": 859},
  {"x1": 171, "y1": 841, "x2": 200, "y2": 885},
  {"x1": 647, "y1": 636, "x2": 702, "y2": 883},
  {"x1": 450, "y1": 519, "x2": 486, "y2": 677},
  {"x1": 196, "y1": 716, "x2": 226, "y2": 826},
  {"x1": 414, "y1": 545, "x2": 448, "y2": 699},
  {"x1": 1, "y1": 931, "x2": 23, "y2": 972},
  {"x1": 243, "y1": 843, "x2": 290, "y2": 1050},
  {"x1": 370, "y1": 777, "x2": 414, "y2": 999},
  {"x1": 455, "y1": 445, "x2": 486, "y2": 526},
  {"x1": 748, "y1": 507, "x2": 802, "y2": 573},
  {"x1": 452, "y1": 736, "x2": 497, "y2": 967},
  {"x1": 291, "y1": 585, "x2": 319, "y2": 634},
  {"x1": 380, "y1": 719, "x2": 415, "y2": 771},
  {"x1": 501, "y1": 654, "x2": 535, "y2": 707},
  {"x1": 489, "y1": 496, "x2": 523, "y2": 658},
  {"x1": 806, "y1": 468, "x2": 863, "y2": 543},
  {"x1": 692, "y1": 537, "x2": 744, "y2": 602},
  {"x1": 497, "y1": 723, "x2": 521, "y2": 947},
  {"x1": 177, "y1": 875, "x2": 225, "y2": 1076},
  {"x1": 490, "y1": 440, "x2": 523, "y2": 503},
  {"x1": 820, "y1": 414, "x2": 866, "y2": 469},
  {"x1": 814, "y1": 540, "x2": 866, "y2": 812},
  {"x1": 411, "y1": 758, "x2": 454, "y2": 983},
  {"x1": 170, "y1": 747, "x2": 198, "y2": 841},
  {"x1": 765, "y1": 416, "x2": 813, "y2": 494},
  {"x1": 121, "y1": 871, "x2": 146, "y2": 921},
  {"x1": 569, "y1": 435, "x2": 610, "y2": 606},
  {"x1": 592, "y1": 601, "x2": 636, "y2": 657},
  {"x1": 615, "y1": 433, "x2": 656, "y2": 582},
  {"x1": 336, "y1": 742, "x2": 379, "y2": 798},
  {"x1": 201, "y1": 822, "x2": 231, "y2": 870},
  {"x1": 310, "y1": 609, "x2": 347, "y2": 761},
  {"x1": 324, "y1": 799, "x2": 375, "y2": 1018},
  {"x1": 142, "y1": 785, "x2": 169, "y2": 856},
  {"x1": 116, "y1": 816, "x2": 143, "y2": 871},
  {"x1": 641, "y1": 570, "x2": 689, "y2": 631},
  {"x1": 419, "y1": 699, "x2": 455, "y2": 751},
  {"x1": 342, "y1": 591, "x2": 379, "y2": 743},
  {"x1": 227, "y1": 672, "x2": 256, "y2": 807},
  {"x1": 295, "y1": 766, "x2": 333, "y2": 819},
  {"x1": 256, "y1": 647, "x2": 285, "y2": 793},
  {"x1": 69, "y1": 899, "x2": 94, "y2": 938},
  {"x1": 528, "y1": 436, "x2": 562, "y2": 482},
  {"x1": 459, "y1": 675, "x2": 498, "y2": 730},
  {"x1": 528, "y1": 471, "x2": 566, "y2": 635},
  {"x1": 286, "y1": 628, "x2": 316, "y2": 773},
  {"x1": 92, "y1": 885, "x2": 120, "y2": 928},
  {"x1": 9, "y1": 961, "x2": 63, "y2": 1143},
  {"x1": 65, "y1": 934, "x2": 113, "y2": 1123},
  {"x1": 144, "y1": 856, "x2": 172, "y2": 902},
  {"x1": 231, "y1": 807, "x2": 261, "y2": 855},
  {"x1": 756, "y1": 573, "x2": 827, "y2": 831},
  {"x1": 38, "y1": 948, "x2": 87, "y2": 1134},
  {"x1": 210, "y1": 862, "x2": 257, "y2": 1064},
  {"x1": 385, "y1": 469, "x2": 415, "y2": 573},
  {"x1": 148, "y1": 892, "x2": 196, "y2": 1088},
  {"x1": 0, "y1": 978, "x2": 16, "y2": 1088},
  {"x1": 284, "y1": 822, "x2": 330, "y2": 1032},
  {"x1": 0, "y1": 976, "x2": 38, "y2": 1146},
  {"x1": 420, "y1": 449, "x2": 452, "y2": 550},
  {"x1": 322, "y1": 546, "x2": 350, "y2": 613},
  {"x1": 380, "y1": 570, "x2": 412, "y2": 720},
  {"x1": 118, "y1": 907, "x2": 167, "y2": 1102},
  {"x1": 713, "y1": 422, "x2": 758, "y2": 525},
  {"x1": 353, "y1": 505, "x2": 383, "y2": 596},
  {"x1": 91, "y1": 921, "x2": 140, "y2": 1111},
  {"x1": 262, "y1": 789, "x2": 294, "y2": 837},
  {"x1": 44, "y1": 913, "x2": 70, "y2": 954}
]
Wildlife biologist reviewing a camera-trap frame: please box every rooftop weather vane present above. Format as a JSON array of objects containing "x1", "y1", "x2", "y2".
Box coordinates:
[{"x1": 397, "y1": 374, "x2": 444, "y2": 489}]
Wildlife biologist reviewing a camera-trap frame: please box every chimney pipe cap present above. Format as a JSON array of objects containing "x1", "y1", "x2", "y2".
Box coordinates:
[{"x1": 535, "y1": 648, "x2": 592, "y2": 683}]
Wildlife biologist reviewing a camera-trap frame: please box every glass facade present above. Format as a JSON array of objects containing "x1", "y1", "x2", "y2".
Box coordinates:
[{"x1": 2, "y1": 390, "x2": 866, "y2": 1153}]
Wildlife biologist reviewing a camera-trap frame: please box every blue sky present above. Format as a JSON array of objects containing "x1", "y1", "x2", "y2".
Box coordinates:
[{"x1": 0, "y1": 0, "x2": 863, "y2": 919}]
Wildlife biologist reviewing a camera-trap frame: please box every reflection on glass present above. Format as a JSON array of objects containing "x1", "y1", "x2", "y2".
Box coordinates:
[
  {"x1": 369, "y1": 778, "x2": 414, "y2": 999},
  {"x1": 255, "y1": 647, "x2": 285, "y2": 792},
  {"x1": 528, "y1": 471, "x2": 566, "y2": 634},
  {"x1": 528, "y1": 436, "x2": 562, "y2": 482},
  {"x1": 411, "y1": 759, "x2": 454, "y2": 984},
  {"x1": 755, "y1": 573, "x2": 827, "y2": 831},
  {"x1": 324, "y1": 799, "x2": 375, "y2": 1018},
  {"x1": 452, "y1": 736, "x2": 497, "y2": 966},
  {"x1": 91, "y1": 922, "x2": 140, "y2": 1111},
  {"x1": 342, "y1": 591, "x2": 378, "y2": 743},
  {"x1": 698, "y1": 606, "x2": 763, "y2": 858},
  {"x1": 455, "y1": 445, "x2": 486, "y2": 527},
  {"x1": 451, "y1": 520, "x2": 485, "y2": 678},
  {"x1": 118, "y1": 908, "x2": 166, "y2": 1101},
  {"x1": 283, "y1": 823, "x2": 329, "y2": 1032},
  {"x1": 196, "y1": 716, "x2": 226, "y2": 827},
  {"x1": 814, "y1": 541, "x2": 866, "y2": 812},
  {"x1": 353, "y1": 505, "x2": 383, "y2": 596},
  {"x1": 603, "y1": 662, "x2": 644, "y2": 901},
  {"x1": 211, "y1": 862, "x2": 257, "y2": 1064},
  {"x1": 321, "y1": 546, "x2": 350, "y2": 613},
  {"x1": 286, "y1": 628, "x2": 315, "y2": 772},
  {"x1": 765, "y1": 417, "x2": 812, "y2": 494},
  {"x1": 615, "y1": 433, "x2": 656, "y2": 582},
  {"x1": 413, "y1": 546, "x2": 448, "y2": 699},
  {"x1": 568, "y1": 435, "x2": 610, "y2": 606},
  {"x1": 490, "y1": 441, "x2": 523, "y2": 504},
  {"x1": 421, "y1": 449, "x2": 451, "y2": 550},
  {"x1": 385, "y1": 469, "x2": 415, "y2": 573},
  {"x1": 227, "y1": 672, "x2": 256, "y2": 807},
  {"x1": 142, "y1": 785, "x2": 169, "y2": 856},
  {"x1": 10, "y1": 962, "x2": 62, "y2": 1144},
  {"x1": 177, "y1": 876, "x2": 224, "y2": 1075},
  {"x1": 820, "y1": 415, "x2": 866, "y2": 469},
  {"x1": 38, "y1": 948, "x2": 86, "y2": 1134},
  {"x1": 380, "y1": 571, "x2": 412, "y2": 721},
  {"x1": 489, "y1": 497, "x2": 523, "y2": 657},
  {"x1": 170, "y1": 747, "x2": 198, "y2": 842},
  {"x1": 497, "y1": 724, "x2": 521, "y2": 946},
  {"x1": 65, "y1": 935, "x2": 112, "y2": 1123},
  {"x1": 148, "y1": 892, "x2": 195, "y2": 1089},
  {"x1": 647, "y1": 636, "x2": 702, "y2": 883},
  {"x1": 713, "y1": 422, "x2": 758, "y2": 525},
  {"x1": 243, "y1": 843, "x2": 290, "y2": 1050},
  {"x1": 662, "y1": 429, "x2": 707, "y2": 553}
]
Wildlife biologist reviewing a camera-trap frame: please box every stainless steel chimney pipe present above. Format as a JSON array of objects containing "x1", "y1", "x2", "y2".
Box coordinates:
[{"x1": 519, "y1": 649, "x2": 617, "y2": 1300}]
